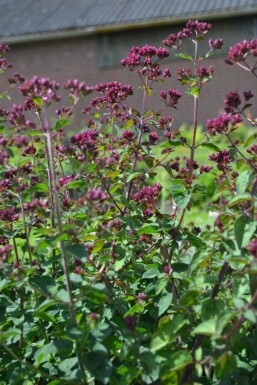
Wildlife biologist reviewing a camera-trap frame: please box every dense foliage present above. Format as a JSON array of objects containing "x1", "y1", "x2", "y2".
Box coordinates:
[{"x1": 1, "y1": 19, "x2": 257, "y2": 385}]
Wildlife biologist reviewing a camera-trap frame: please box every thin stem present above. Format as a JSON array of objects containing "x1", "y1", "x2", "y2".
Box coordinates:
[
  {"x1": 226, "y1": 133, "x2": 257, "y2": 172},
  {"x1": 38, "y1": 107, "x2": 87, "y2": 384},
  {"x1": 18, "y1": 194, "x2": 33, "y2": 264},
  {"x1": 8, "y1": 192, "x2": 33, "y2": 264},
  {"x1": 12, "y1": 237, "x2": 19, "y2": 264},
  {"x1": 97, "y1": 169, "x2": 123, "y2": 214},
  {"x1": 178, "y1": 39, "x2": 200, "y2": 227},
  {"x1": 125, "y1": 80, "x2": 148, "y2": 203}
]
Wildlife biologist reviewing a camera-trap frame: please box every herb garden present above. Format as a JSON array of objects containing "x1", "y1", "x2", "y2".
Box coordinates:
[{"x1": 1, "y1": 19, "x2": 257, "y2": 385}]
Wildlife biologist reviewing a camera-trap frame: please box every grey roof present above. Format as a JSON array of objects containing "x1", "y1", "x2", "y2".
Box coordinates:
[{"x1": 1, "y1": 0, "x2": 257, "y2": 41}]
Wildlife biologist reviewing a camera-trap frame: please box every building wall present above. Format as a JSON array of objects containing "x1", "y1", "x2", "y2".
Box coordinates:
[{"x1": 1, "y1": 16, "x2": 257, "y2": 131}]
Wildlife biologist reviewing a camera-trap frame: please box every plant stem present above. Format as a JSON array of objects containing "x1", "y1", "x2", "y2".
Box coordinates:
[
  {"x1": 126, "y1": 77, "x2": 148, "y2": 202},
  {"x1": 38, "y1": 107, "x2": 87, "y2": 384},
  {"x1": 226, "y1": 133, "x2": 257, "y2": 172}
]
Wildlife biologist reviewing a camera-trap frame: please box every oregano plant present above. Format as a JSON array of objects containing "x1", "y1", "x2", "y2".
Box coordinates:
[{"x1": 0, "y1": 20, "x2": 257, "y2": 385}]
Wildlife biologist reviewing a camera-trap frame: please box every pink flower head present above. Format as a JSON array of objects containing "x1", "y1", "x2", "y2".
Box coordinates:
[
  {"x1": 224, "y1": 91, "x2": 241, "y2": 110},
  {"x1": 19, "y1": 76, "x2": 60, "y2": 106},
  {"x1": 248, "y1": 239, "x2": 257, "y2": 258},
  {"x1": 70, "y1": 129, "x2": 98, "y2": 149},
  {"x1": 209, "y1": 150, "x2": 232, "y2": 171},
  {"x1": 133, "y1": 183, "x2": 162, "y2": 207}
]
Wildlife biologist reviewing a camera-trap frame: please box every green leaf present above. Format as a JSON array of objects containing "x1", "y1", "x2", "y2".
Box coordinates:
[
  {"x1": 215, "y1": 351, "x2": 237, "y2": 379},
  {"x1": 142, "y1": 268, "x2": 160, "y2": 279},
  {"x1": 166, "y1": 351, "x2": 193, "y2": 371},
  {"x1": 147, "y1": 87, "x2": 153, "y2": 96},
  {"x1": 189, "y1": 247, "x2": 212, "y2": 275},
  {"x1": 155, "y1": 277, "x2": 169, "y2": 295},
  {"x1": 174, "y1": 192, "x2": 191, "y2": 209},
  {"x1": 109, "y1": 182, "x2": 122, "y2": 194},
  {"x1": 236, "y1": 170, "x2": 252, "y2": 194},
  {"x1": 125, "y1": 303, "x2": 144, "y2": 317},
  {"x1": 125, "y1": 119, "x2": 135, "y2": 130},
  {"x1": 185, "y1": 233, "x2": 206, "y2": 248},
  {"x1": 83, "y1": 343, "x2": 113, "y2": 384},
  {"x1": 186, "y1": 87, "x2": 200, "y2": 97},
  {"x1": 58, "y1": 357, "x2": 78, "y2": 373},
  {"x1": 29, "y1": 182, "x2": 49, "y2": 193},
  {"x1": 150, "y1": 314, "x2": 187, "y2": 352},
  {"x1": 157, "y1": 291, "x2": 172, "y2": 316},
  {"x1": 126, "y1": 172, "x2": 143, "y2": 182},
  {"x1": 0, "y1": 93, "x2": 11, "y2": 100},
  {"x1": 104, "y1": 170, "x2": 121, "y2": 178},
  {"x1": 175, "y1": 53, "x2": 194, "y2": 61},
  {"x1": 64, "y1": 243, "x2": 88, "y2": 260},
  {"x1": 32, "y1": 96, "x2": 44, "y2": 107},
  {"x1": 234, "y1": 216, "x2": 257, "y2": 249},
  {"x1": 138, "y1": 224, "x2": 159, "y2": 235},
  {"x1": 193, "y1": 318, "x2": 216, "y2": 336},
  {"x1": 92, "y1": 239, "x2": 105, "y2": 253},
  {"x1": 65, "y1": 180, "x2": 87, "y2": 189},
  {"x1": 228, "y1": 193, "x2": 252, "y2": 207},
  {"x1": 83, "y1": 284, "x2": 106, "y2": 305},
  {"x1": 29, "y1": 275, "x2": 57, "y2": 296},
  {"x1": 114, "y1": 256, "x2": 126, "y2": 271},
  {"x1": 201, "y1": 142, "x2": 221, "y2": 152},
  {"x1": 144, "y1": 155, "x2": 156, "y2": 168},
  {"x1": 244, "y1": 132, "x2": 257, "y2": 147},
  {"x1": 54, "y1": 119, "x2": 71, "y2": 130},
  {"x1": 160, "y1": 139, "x2": 184, "y2": 148},
  {"x1": 26, "y1": 129, "x2": 44, "y2": 137}
]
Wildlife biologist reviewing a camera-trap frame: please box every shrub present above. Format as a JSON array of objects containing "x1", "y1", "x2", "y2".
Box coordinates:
[{"x1": 0, "y1": 21, "x2": 257, "y2": 385}]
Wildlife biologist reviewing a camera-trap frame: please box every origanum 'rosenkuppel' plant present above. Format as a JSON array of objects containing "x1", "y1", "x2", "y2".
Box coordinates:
[{"x1": 1, "y1": 20, "x2": 257, "y2": 385}]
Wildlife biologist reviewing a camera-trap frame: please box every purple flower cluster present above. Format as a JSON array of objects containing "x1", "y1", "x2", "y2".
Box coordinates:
[
  {"x1": 70, "y1": 129, "x2": 98, "y2": 149},
  {"x1": 23, "y1": 198, "x2": 48, "y2": 212},
  {"x1": 207, "y1": 112, "x2": 242, "y2": 135},
  {"x1": 197, "y1": 66, "x2": 214, "y2": 82},
  {"x1": 209, "y1": 150, "x2": 232, "y2": 171},
  {"x1": 133, "y1": 183, "x2": 162, "y2": 207},
  {"x1": 8, "y1": 104, "x2": 36, "y2": 130},
  {"x1": 58, "y1": 174, "x2": 76, "y2": 187},
  {"x1": 246, "y1": 144, "x2": 257, "y2": 155},
  {"x1": 20, "y1": 76, "x2": 61, "y2": 107},
  {"x1": 107, "y1": 219, "x2": 123, "y2": 231},
  {"x1": 8, "y1": 72, "x2": 25, "y2": 86},
  {"x1": 0, "y1": 244, "x2": 12, "y2": 264},
  {"x1": 0, "y1": 150, "x2": 8, "y2": 166},
  {"x1": 226, "y1": 39, "x2": 257, "y2": 64},
  {"x1": 0, "y1": 207, "x2": 19, "y2": 222},
  {"x1": 163, "y1": 20, "x2": 215, "y2": 48},
  {"x1": 160, "y1": 88, "x2": 182, "y2": 107},
  {"x1": 209, "y1": 38, "x2": 224, "y2": 50},
  {"x1": 224, "y1": 90, "x2": 254, "y2": 113},
  {"x1": 0, "y1": 44, "x2": 10, "y2": 55},
  {"x1": 248, "y1": 239, "x2": 257, "y2": 258},
  {"x1": 0, "y1": 58, "x2": 12, "y2": 72},
  {"x1": 64, "y1": 79, "x2": 94, "y2": 99},
  {"x1": 0, "y1": 44, "x2": 12, "y2": 75},
  {"x1": 86, "y1": 188, "x2": 108, "y2": 202},
  {"x1": 120, "y1": 45, "x2": 171, "y2": 81},
  {"x1": 121, "y1": 45, "x2": 169, "y2": 67},
  {"x1": 83, "y1": 82, "x2": 133, "y2": 113},
  {"x1": 122, "y1": 130, "x2": 135, "y2": 142}
]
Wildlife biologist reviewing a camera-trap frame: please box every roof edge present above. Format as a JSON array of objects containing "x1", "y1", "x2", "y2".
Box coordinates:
[{"x1": 2, "y1": 7, "x2": 257, "y2": 44}]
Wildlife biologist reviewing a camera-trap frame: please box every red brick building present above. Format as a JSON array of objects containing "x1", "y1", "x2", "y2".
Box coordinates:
[{"x1": 1, "y1": 0, "x2": 257, "y2": 128}]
